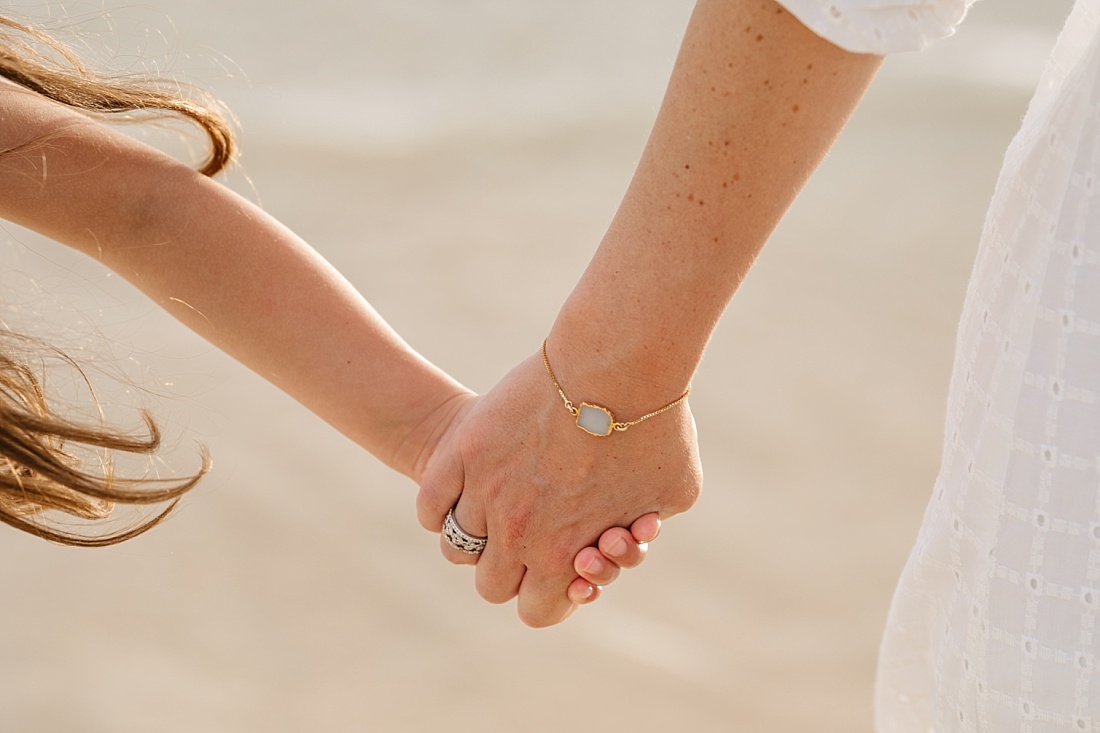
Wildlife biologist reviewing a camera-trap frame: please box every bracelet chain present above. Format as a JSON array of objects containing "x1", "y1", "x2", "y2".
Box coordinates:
[{"x1": 541, "y1": 339, "x2": 690, "y2": 433}]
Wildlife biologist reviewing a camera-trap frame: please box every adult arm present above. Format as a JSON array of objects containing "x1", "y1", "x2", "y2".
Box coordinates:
[{"x1": 418, "y1": 0, "x2": 883, "y2": 626}]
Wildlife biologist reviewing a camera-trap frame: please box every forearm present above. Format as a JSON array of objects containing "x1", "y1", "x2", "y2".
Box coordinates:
[
  {"x1": 549, "y1": 0, "x2": 881, "y2": 405},
  {"x1": 0, "y1": 97, "x2": 466, "y2": 478},
  {"x1": 105, "y1": 167, "x2": 470, "y2": 478}
]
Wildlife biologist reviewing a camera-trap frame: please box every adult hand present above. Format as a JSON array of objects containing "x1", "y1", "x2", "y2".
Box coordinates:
[{"x1": 416, "y1": 348, "x2": 701, "y2": 627}]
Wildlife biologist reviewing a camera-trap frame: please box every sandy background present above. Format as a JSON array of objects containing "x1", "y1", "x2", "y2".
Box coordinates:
[{"x1": 0, "y1": 0, "x2": 1078, "y2": 731}]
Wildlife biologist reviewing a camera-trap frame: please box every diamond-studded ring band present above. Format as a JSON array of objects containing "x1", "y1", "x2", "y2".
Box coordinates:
[{"x1": 443, "y1": 507, "x2": 487, "y2": 555}]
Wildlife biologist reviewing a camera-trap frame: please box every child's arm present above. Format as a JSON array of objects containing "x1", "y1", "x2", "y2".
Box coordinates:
[
  {"x1": 0, "y1": 79, "x2": 650, "y2": 608},
  {"x1": 0, "y1": 80, "x2": 467, "y2": 477}
]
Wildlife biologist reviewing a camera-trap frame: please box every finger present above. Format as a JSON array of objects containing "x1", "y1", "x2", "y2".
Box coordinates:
[
  {"x1": 473, "y1": 528, "x2": 526, "y2": 604},
  {"x1": 439, "y1": 498, "x2": 487, "y2": 567},
  {"x1": 598, "y1": 526, "x2": 649, "y2": 570},
  {"x1": 573, "y1": 546, "x2": 622, "y2": 587},
  {"x1": 438, "y1": 532, "x2": 479, "y2": 566},
  {"x1": 630, "y1": 512, "x2": 662, "y2": 543},
  {"x1": 567, "y1": 578, "x2": 601, "y2": 606},
  {"x1": 516, "y1": 569, "x2": 577, "y2": 628},
  {"x1": 468, "y1": 497, "x2": 534, "y2": 604},
  {"x1": 416, "y1": 444, "x2": 466, "y2": 532}
]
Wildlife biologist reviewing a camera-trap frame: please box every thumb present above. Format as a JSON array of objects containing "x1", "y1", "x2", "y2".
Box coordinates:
[{"x1": 416, "y1": 440, "x2": 466, "y2": 532}]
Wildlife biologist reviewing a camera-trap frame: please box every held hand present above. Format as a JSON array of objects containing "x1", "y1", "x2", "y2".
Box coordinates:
[
  {"x1": 568, "y1": 513, "x2": 662, "y2": 605},
  {"x1": 416, "y1": 349, "x2": 701, "y2": 627}
]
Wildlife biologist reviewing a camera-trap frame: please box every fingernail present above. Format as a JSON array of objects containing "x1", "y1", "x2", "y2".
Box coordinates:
[
  {"x1": 606, "y1": 535, "x2": 628, "y2": 557},
  {"x1": 577, "y1": 584, "x2": 595, "y2": 600},
  {"x1": 583, "y1": 554, "x2": 605, "y2": 575}
]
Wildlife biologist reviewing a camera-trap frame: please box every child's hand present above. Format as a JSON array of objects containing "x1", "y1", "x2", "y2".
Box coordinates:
[{"x1": 567, "y1": 513, "x2": 661, "y2": 605}]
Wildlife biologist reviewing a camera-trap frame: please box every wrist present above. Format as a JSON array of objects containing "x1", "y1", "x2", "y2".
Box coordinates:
[
  {"x1": 389, "y1": 385, "x2": 476, "y2": 482},
  {"x1": 544, "y1": 310, "x2": 697, "y2": 425},
  {"x1": 541, "y1": 338, "x2": 689, "y2": 437}
]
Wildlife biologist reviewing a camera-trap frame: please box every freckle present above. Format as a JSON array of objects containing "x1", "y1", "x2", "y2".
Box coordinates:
[
  {"x1": 744, "y1": 25, "x2": 751, "y2": 32},
  {"x1": 807, "y1": 63, "x2": 813, "y2": 70},
  {"x1": 710, "y1": 86, "x2": 716, "y2": 92},
  {"x1": 721, "y1": 182, "x2": 727, "y2": 188},
  {"x1": 727, "y1": 62, "x2": 733, "y2": 69},
  {"x1": 756, "y1": 34, "x2": 764, "y2": 41},
  {"x1": 792, "y1": 104, "x2": 800, "y2": 113},
  {"x1": 698, "y1": 200, "x2": 704, "y2": 206},
  {"x1": 675, "y1": 193, "x2": 680, "y2": 198},
  {"x1": 763, "y1": 79, "x2": 770, "y2": 86},
  {"x1": 733, "y1": 173, "x2": 741, "y2": 181},
  {"x1": 724, "y1": 140, "x2": 730, "y2": 146},
  {"x1": 684, "y1": 164, "x2": 690, "y2": 170},
  {"x1": 802, "y1": 78, "x2": 808, "y2": 84},
  {"x1": 713, "y1": 237, "x2": 719, "y2": 243},
  {"x1": 687, "y1": 193, "x2": 694, "y2": 201}
]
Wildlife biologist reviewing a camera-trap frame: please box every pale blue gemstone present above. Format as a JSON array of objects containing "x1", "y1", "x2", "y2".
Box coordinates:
[{"x1": 577, "y1": 403, "x2": 613, "y2": 436}]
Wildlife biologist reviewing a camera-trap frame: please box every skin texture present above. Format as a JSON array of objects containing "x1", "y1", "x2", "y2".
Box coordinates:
[
  {"x1": 0, "y1": 76, "x2": 640, "y2": 608},
  {"x1": 0, "y1": 79, "x2": 466, "y2": 475},
  {"x1": 418, "y1": 0, "x2": 883, "y2": 627},
  {"x1": 0, "y1": 0, "x2": 882, "y2": 625}
]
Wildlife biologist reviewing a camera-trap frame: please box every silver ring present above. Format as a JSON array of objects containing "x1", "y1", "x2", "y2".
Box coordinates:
[
  {"x1": 442, "y1": 506, "x2": 487, "y2": 555},
  {"x1": 442, "y1": 506, "x2": 486, "y2": 550}
]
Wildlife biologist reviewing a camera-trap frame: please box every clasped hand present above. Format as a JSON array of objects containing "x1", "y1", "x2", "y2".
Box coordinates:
[{"x1": 415, "y1": 349, "x2": 702, "y2": 627}]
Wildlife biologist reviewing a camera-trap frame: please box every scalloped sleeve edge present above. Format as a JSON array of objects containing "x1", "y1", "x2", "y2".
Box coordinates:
[{"x1": 775, "y1": 0, "x2": 971, "y2": 54}]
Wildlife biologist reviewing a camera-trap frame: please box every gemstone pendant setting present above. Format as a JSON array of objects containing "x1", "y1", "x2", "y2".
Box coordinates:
[{"x1": 576, "y1": 402, "x2": 614, "y2": 437}]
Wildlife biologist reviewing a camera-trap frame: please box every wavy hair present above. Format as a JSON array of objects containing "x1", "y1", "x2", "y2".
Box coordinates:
[
  {"x1": 0, "y1": 15, "x2": 235, "y2": 175},
  {"x1": 0, "y1": 13, "x2": 233, "y2": 545}
]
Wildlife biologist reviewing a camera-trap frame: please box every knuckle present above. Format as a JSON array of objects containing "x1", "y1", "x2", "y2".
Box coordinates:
[
  {"x1": 542, "y1": 537, "x2": 579, "y2": 573},
  {"x1": 665, "y1": 477, "x2": 702, "y2": 516},
  {"x1": 495, "y1": 507, "x2": 534, "y2": 552}
]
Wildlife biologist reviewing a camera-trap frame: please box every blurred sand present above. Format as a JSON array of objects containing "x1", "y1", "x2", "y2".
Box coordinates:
[{"x1": 0, "y1": 1, "x2": 1078, "y2": 731}]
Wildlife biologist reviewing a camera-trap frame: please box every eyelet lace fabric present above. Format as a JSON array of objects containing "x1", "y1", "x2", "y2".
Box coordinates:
[
  {"x1": 777, "y1": 0, "x2": 973, "y2": 54},
  {"x1": 778, "y1": 1, "x2": 1100, "y2": 730}
]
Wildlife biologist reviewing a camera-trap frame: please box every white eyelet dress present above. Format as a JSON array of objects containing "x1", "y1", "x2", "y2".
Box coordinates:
[{"x1": 777, "y1": 0, "x2": 1100, "y2": 730}]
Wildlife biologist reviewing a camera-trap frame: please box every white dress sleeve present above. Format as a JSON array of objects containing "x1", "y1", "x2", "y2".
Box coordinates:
[{"x1": 775, "y1": 0, "x2": 975, "y2": 54}]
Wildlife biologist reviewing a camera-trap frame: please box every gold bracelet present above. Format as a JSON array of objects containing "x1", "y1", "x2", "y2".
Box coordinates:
[{"x1": 541, "y1": 339, "x2": 690, "y2": 437}]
